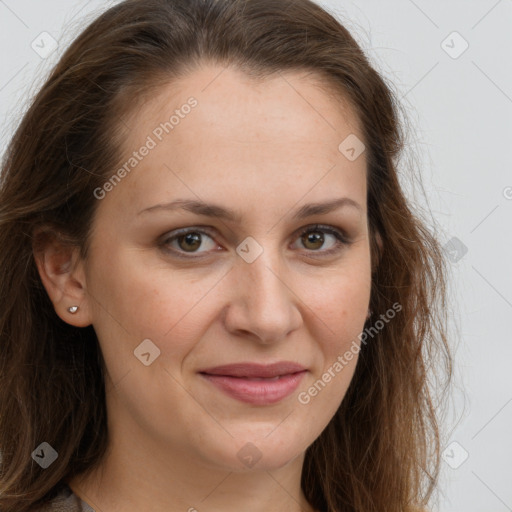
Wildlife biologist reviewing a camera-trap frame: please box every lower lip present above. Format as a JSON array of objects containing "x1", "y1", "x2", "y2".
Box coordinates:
[{"x1": 199, "y1": 371, "x2": 306, "y2": 405}]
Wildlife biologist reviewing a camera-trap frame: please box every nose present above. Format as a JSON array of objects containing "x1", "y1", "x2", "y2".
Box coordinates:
[{"x1": 222, "y1": 247, "x2": 303, "y2": 344}]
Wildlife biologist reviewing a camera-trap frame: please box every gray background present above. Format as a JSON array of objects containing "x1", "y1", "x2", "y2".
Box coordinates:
[{"x1": 1, "y1": 1, "x2": 511, "y2": 510}]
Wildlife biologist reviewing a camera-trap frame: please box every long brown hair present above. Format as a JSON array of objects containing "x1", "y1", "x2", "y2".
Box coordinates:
[{"x1": 0, "y1": 0, "x2": 453, "y2": 510}]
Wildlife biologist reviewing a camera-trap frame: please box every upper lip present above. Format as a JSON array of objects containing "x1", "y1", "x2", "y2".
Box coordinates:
[{"x1": 198, "y1": 362, "x2": 306, "y2": 378}]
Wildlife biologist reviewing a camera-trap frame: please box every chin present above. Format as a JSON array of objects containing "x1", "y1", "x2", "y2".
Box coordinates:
[{"x1": 200, "y1": 433, "x2": 306, "y2": 473}]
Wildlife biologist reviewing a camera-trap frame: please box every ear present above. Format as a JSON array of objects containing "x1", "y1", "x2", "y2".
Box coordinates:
[{"x1": 32, "y1": 227, "x2": 93, "y2": 328}]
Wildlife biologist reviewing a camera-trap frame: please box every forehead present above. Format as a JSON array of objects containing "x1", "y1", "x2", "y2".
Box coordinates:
[
  {"x1": 126, "y1": 64, "x2": 362, "y2": 147},
  {"x1": 105, "y1": 64, "x2": 367, "y2": 218}
]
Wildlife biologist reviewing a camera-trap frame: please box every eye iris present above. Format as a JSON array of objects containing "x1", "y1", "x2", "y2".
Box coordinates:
[
  {"x1": 178, "y1": 232, "x2": 202, "y2": 252},
  {"x1": 303, "y1": 231, "x2": 324, "y2": 250}
]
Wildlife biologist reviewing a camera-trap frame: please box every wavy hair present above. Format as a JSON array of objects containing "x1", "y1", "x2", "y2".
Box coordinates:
[{"x1": 0, "y1": 0, "x2": 453, "y2": 510}]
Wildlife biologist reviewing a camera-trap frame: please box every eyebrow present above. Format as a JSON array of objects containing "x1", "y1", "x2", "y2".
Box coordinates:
[{"x1": 137, "y1": 197, "x2": 362, "y2": 222}]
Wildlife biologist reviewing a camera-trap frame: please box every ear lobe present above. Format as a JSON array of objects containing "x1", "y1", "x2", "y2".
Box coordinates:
[{"x1": 32, "y1": 228, "x2": 92, "y2": 328}]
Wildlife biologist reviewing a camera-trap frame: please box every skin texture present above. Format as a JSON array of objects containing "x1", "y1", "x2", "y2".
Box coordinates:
[{"x1": 35, "y1": 64, "x2": 374, "y2": 512}]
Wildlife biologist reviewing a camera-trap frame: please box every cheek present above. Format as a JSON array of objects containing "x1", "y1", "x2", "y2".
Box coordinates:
[
  {"x1": 302, "y1": 267, "x2": 370, "y2": 409},
  {"x1": 298, "y1": 281, "x2": 367, "y2": 422},
  {"x1": 87, "y1": 246, "x2": 229, "y2": 374},
  {"x1": 307, "y1": 268, "x2": 371, "y2": 344}
]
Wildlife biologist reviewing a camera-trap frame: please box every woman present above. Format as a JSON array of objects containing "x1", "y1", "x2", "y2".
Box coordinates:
[{"x1": 0, "y1": 0, "x2": 453, "y2": 511}]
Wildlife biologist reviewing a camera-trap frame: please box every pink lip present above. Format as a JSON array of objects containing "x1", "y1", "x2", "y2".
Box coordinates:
[{"x1": 198, "y1": 362, "x2": 307, "y2": 405}]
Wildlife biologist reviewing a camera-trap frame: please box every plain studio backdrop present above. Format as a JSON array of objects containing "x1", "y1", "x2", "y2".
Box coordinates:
[{"x1": 0, "y1": 1, "x2": 511, "y2": 511}]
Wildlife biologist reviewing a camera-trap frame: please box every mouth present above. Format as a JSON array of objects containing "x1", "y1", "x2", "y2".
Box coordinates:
[{"x1": 198, "y1": 362, "x2": 307, "y2": 405}]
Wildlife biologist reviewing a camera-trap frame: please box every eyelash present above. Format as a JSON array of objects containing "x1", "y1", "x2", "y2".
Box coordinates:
[{"x1": 159, "y1": 224, "x2": 353, "y2": 260}]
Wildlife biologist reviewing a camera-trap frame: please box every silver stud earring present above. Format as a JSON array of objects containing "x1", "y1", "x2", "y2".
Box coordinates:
[
  {"x1": 366, "y1": 309, "x2": 372, "y2": 319},
  {"x1": 68, "y1": 306, "x2": 79, "y2": 314}
]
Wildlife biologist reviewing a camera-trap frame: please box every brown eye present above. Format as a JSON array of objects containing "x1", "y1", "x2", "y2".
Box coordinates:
[
  {"x1": 292, "y1": 224, "x2": 351, "y2": 256},
  {"x1": 161, "y1": 228, "x2": 218, "y2": 257},
  {"x1": 176, "y1": 232, "x2": 203, "y2": 252},
  {"x1": 301, "y1": 231, "x2": 325, "y2": 250},
  {"x1": 160, "y1": 224, "x2": 351, "y2": 260}
]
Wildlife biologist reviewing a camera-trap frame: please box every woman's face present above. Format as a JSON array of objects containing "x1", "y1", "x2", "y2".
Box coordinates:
[{"x1": 81, "y1": 64, "x2": 372, "y2": 471}]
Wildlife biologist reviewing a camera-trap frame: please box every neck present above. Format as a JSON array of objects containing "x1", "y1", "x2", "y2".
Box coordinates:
[{"x1": 68, "y1": 415, "x2": 317, "y2": 512}]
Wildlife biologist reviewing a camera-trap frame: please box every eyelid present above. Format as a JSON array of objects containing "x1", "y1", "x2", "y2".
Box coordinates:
[{"x1": 159, "y1": 223, "x2": 353, "y2": 259}]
